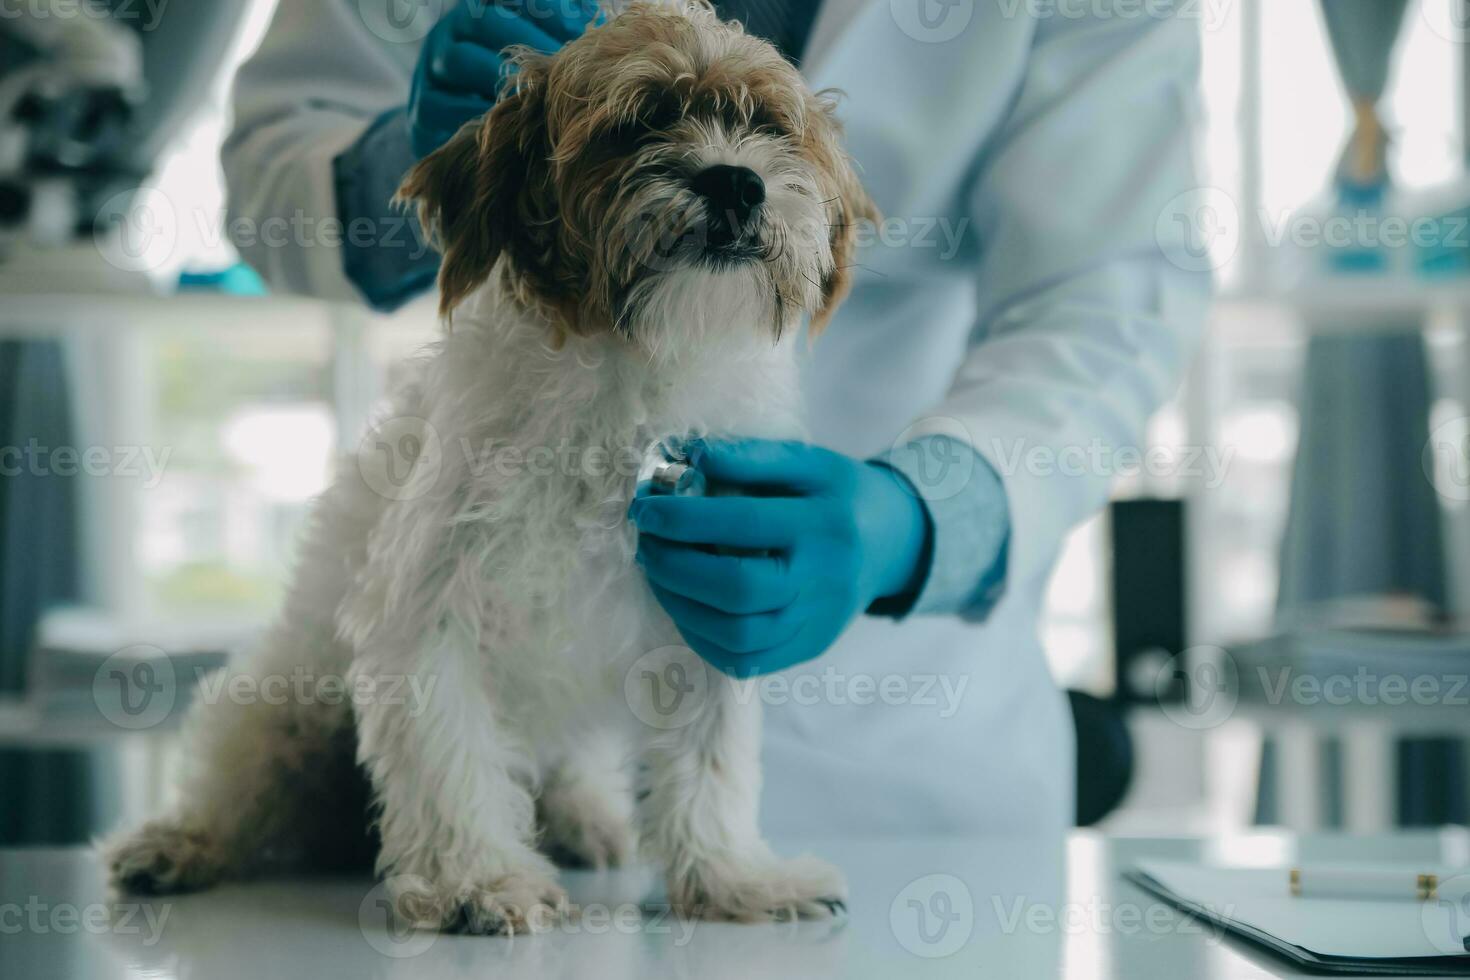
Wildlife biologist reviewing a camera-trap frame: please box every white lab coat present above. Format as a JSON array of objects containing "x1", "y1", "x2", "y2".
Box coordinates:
[{"x1": 224, "y1": 1, "x2": 1210, "y2": 836}]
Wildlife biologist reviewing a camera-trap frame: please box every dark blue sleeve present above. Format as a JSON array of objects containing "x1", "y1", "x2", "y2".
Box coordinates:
[{"x1": 332, "y1": 107, "x2": 441, "y2": 312}]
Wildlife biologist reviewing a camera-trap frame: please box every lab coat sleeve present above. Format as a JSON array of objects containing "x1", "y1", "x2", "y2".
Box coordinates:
[
  {"x1": 221, "y1": 0, "x2": 421, "y2": 302},
  {"x1": 902, "y1": 9, "x2": 1212, "y2": 614},
  {"x1": 874, "y1": 435, "x2": 1010, "y2": 618}
]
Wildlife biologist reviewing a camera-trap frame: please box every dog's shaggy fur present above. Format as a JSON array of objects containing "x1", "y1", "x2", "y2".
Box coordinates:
[{"x1": 104, "y1": 1, "x2": 875, "y2": 934}]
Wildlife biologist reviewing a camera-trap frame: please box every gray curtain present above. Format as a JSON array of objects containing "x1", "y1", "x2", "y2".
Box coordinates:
[
  {"x1": 0, "y1": 340, "x2": 111, "y2": 845},
  {"x1": 0, "y1": 341, "x2": 80, "y2": 692},
  {"x1": 1277, "y1": 336, "x2": 1446, "y2": 613},
  {"x1": 1267, "y1": 0, "x2": 1461, "y2": 827}
]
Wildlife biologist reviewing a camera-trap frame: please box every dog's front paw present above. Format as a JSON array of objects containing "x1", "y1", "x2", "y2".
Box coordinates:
[
  {"x1": 391, "y1": 870, "x2": 569, "y2": 936},
  {"x1": 103, "y1": 819, "x2": 228, "y2": 896},
  {"x1": 668, "y1": 853, "x2": 847, "y2": 922}
]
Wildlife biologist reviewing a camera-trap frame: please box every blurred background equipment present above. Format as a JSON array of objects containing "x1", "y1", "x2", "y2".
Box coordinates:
[
  {"x1": 1251, "y1": 0, "x2": 1466, "y2": 832},
  {"x1": 0, "y1": 0, "x2": 250, "y2": 272},
  {"x1": 1109, "y1": 498, "x2": 1189, "y2": 706},
  {"x1": 0, "y1": 1, "x2": 142, "y2": 254},
  {"x1": 0, "y1": 0, "x2": 253, "y2": 844}
]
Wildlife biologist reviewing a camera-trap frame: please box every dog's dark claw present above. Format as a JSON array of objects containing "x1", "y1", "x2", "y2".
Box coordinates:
[
  {"x1": 444, "y1": 902, "x2": 511, "y2": 936},
  {"x1": 119, "y1": 870, "x2": 160, "y2": 895},
  {"x1": 442, "y1": 903, "x2": 473, "y2": 934},
  {"x1": 819, "y1": 898, "x2": 847, "y2": 916}
]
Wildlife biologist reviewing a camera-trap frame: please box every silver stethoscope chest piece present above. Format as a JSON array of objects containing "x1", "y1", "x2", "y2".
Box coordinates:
[{"x1": 640, "y1": 441, "x2": 708, "y2": 497}]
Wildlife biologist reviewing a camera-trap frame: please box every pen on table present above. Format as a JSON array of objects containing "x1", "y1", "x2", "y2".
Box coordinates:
[{"x1": 1289, "y1": 867, "x2": 1470, "y2": 903}]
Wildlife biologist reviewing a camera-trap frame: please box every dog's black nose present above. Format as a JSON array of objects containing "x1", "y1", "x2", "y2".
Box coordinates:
[{"x1": 691, "y1": 165, "x2": 765, "y2": 244}]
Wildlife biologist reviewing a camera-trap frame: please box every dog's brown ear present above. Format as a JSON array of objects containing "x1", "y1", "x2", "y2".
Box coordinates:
[
  {"x1": 804, "y1": 93, "x2": 879, "y2": 336},
  {"x1": 812, "y1": 165, "x2": 878, "y2": 335},
  {"x1": 396, "y1": 55, "x2": 553, "y2": 319}
]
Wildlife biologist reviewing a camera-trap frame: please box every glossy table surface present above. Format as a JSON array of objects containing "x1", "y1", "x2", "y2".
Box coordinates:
[{"x1": 6, "y1": 831, "x2": 1470, "y2": 979}]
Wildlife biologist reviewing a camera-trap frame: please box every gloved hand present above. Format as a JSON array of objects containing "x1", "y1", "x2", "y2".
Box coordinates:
[
  {"x1": 408, "y1": 0, "x2": 596, "y2": 160},
  {"x1": 629, "y1": 439, "x2": 934, "y2": 678}
]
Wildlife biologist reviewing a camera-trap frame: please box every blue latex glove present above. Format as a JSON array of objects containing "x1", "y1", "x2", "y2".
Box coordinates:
[
  {"x1": 408, "y1": 0, "x2": 596, "y2": 160},
  {"x1": 629, "y1": 439, "x2": 934, "y2": 678}
]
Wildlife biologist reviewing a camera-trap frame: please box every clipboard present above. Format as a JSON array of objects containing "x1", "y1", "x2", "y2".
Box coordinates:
[{"x1": 1127, "y1": 860, "x2": 1470, "y2": 976}]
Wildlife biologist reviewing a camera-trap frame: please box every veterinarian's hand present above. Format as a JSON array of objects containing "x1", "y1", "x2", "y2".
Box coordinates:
[
  {"x1": 408, "y1": 0, "x2": 597, "y2": 159},
  {"x1": 629, "y1": 440, "x2": 933, "y2": 678}
]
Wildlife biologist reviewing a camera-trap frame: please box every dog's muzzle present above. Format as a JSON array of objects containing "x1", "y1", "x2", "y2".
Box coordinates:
[{"x1": 690, "y1": 164, "x2": 766, "y2": 252}]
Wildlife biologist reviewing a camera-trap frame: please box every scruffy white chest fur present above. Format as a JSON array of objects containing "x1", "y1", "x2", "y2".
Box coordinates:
[{"x1": 341, "y1": 280, "x2": 804, "y2": 753}]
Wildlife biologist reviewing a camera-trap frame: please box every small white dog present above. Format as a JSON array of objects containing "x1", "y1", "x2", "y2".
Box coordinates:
[{"x1": 105, "y1": 0, "x2": 875, "y2": 934}]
